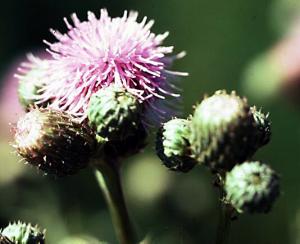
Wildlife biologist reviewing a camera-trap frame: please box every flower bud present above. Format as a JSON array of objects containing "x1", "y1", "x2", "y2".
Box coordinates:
[
  {"x1": 17, "y1": 60, "x2": 49, "y2": 110},
  {"x1": 156, "y1": 118, "x2": 197, "y2": 172},
  {"x1": 191, "y1": 90, "x2": 256, "y2": 171},
  {"x1": 1, "y1": 221, "x2": 45, "y2": 244},
  {"x1": 224, "y1": 161, "x2": 280, "y2": 213},
  {"x1": 14, "y1": 108, "x2": 96, "y2": 177},
  {"x1": 88, "y1": 85, "x2": 141, "y2": 141}
]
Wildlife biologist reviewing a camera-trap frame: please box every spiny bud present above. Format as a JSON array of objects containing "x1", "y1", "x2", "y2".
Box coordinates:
[
  {"x1": 88, "y1": 85, "x2": 141, "y2": 141},
  {"x1": 1, "y1": 221, "x2": 45, "y2": 244},
  {"x1": 14, "y1": 108, "x2": 96, "y2": 177},
  {"x1": 156, "y1": 118, "x2": 197, "y2": 172},
  {"x1": 17, "y1": 61, "x2": 48, "y2": 110},
  {"x1": 224, "y1": 161, "x2": 280, "y2": 213},
  {"x1": 250, "y1": 106, "x2": 271, "y2": 148},
  {"x1": 191, "y1": 90, "x2": 257, "y2": 171},
  {"x1": 0, "y1": 234, "x2": 13, "y2": 244}
]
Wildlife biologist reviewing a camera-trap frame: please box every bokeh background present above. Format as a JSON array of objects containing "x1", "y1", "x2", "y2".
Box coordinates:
[{"x1": 0, "y1": 0, "x2": 299, "y2": 243}]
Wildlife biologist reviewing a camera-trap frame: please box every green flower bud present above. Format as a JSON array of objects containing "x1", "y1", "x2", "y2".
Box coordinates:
[
  {"x1": 156, "y1": 118, "x2": 197, "y2": 172},
  {"x1": 1, "y1": 221, "x2": 45, "y2": 244},
  {"x1": 0, "y1": 234, "x2": 13, "y2": 244},
  {"x1": 14, "y1": 108, "x2": 96, "y2": 177},
  {"x1": 224, "y1": 161, "x2": 280, "y2": 213},
  {"x1": 250, "y1": 106, "x2": 271, "y2": 148},
  {"x1": 88, "y1": 85, "x2": 141, "y2": 141},
  {"x1": 191, "y1": 90, "x2": 256, "y2": 171},
  {"x1": 17, "y1": 61, "x2": 48, "y2": 110}
]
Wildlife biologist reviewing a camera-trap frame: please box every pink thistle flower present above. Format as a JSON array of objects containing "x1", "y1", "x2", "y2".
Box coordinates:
[{"x1": 22, "y1": 9, "x2": 187, "y2": 121}]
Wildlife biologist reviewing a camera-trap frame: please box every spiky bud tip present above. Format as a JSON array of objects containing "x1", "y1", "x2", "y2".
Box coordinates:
[
  {"x1": 191, "y1": 90, "x2": 256, "y2": 171},
  {"x1": 224, "y1": 161, "x2": 280, "y2": 213},
  {"x1": 250, "y1": 106, "x2": 271, "y2": 148},
  {"x1": 1, "y1": 221, "x2": 45, "y2": 244},
  {"x1": 156, "y1": 118, "x2": 197, "y2": 172},
  {"x1": 14, "y1": 108, "x2": 96, "y2": 177},
  {"x1": 87, "y1": 85, "x2": 141, "y2": 141}
]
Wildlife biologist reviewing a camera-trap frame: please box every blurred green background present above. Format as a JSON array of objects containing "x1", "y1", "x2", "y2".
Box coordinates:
[{"x1": 0, "y1": 0, "x2": 299, "y2": 243}]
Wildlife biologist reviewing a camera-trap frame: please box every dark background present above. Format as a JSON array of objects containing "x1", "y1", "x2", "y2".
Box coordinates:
[{"x1": 0, "y1": 0, "x2": 299, "y2": 243}]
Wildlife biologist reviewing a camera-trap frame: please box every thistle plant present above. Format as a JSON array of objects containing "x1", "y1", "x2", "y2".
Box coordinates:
[
  {"x1": 9, "y1": 7, "x2": 281, "y2": 244},
  {"x1": 155, "y1": 90, "x2": 280, "y2": 244},
  {"x1": 13, "y1": 9, "x2": 186, "y2": 244}
]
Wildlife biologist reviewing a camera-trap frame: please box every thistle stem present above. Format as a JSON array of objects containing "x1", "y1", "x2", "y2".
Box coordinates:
[
  {"x1": 95, "y1": 161, "x2": 137, "y2": 244},
  {"x1": 215, "y1": 188, "x2": 232, "y2": 244}
]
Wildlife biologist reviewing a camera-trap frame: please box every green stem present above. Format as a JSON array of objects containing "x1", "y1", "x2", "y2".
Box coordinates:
[
  {"x1": 95, "y1": 161, "x2": 137, "y2": 244},
  {"x1": 215, "y1": 189, "x2": 232, "y2": 244}
]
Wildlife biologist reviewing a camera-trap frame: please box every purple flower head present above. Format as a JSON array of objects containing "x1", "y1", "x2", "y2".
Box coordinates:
[{"x1": 20, "y1": 9, "x2": 187, "y2": 122}]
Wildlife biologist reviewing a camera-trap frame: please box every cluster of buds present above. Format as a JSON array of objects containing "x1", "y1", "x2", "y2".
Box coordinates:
[
  {"x1": 156, "y1": 90, "x2": 280, "y2": 214},
  {"x1": 14, "y1": 83, "x2": 148, "y2": 176},
  {"x1": 0, "y1": 221, "x2": 45, "y2": 244},
  {"x1": 13, "y1": 9, "x2": 187, "y2": 176}
]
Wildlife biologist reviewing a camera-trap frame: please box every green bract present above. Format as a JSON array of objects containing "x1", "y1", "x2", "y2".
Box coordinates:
[
  {"x1": 191, "y1": 90, "x2": 257, "y2": 171},
  {"x1": 1, "y1": 221, "x2": 45, "y2": 244},
  {"x1": 156, "y1": 118, "x2": 197, "y2": 172},
  {"x1": 18, "y1": 64, "x2": 48, "y2": 110},
  {"x1": 224, "y1": 161, "x2": 280, "y2": 213},
  {"x1": 88, "y1": 85, "x2": 141, "y2": 141},
  {"x1": 14, "y1": 108, "x2": 96, "y2": 177},
  {"x1": 250, "y1": 106, "x2": 271, "y2": 148}
]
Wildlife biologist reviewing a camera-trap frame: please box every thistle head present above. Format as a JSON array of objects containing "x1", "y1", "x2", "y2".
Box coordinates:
[
  {"x1": 156, "y1": 118, "x2": 197, "y2": 172},
  {"x1": 224, "y1": 161, "x2": 280, "y2": 213},
  {"x1": 87, "y1": 85, "x2": 141, "y2": 140},
  {"x1": 191, "y1": 90, "x2": 256, "y2": 171},
  {"x1": 193, "y1": 90, "x2": 248, "y2": 132},
  {"x1": 1, "y1": 221, "x2": 45, "y2": 244},
  {"x1": 20, "y1": 9, "x2": 187, "y2": 123},
  {"x1": 14, "y1": 108, "x2": 96, "y2": 177}
]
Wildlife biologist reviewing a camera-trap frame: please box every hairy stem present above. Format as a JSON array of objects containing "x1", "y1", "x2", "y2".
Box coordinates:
[
  {"x1": 95, "y1": 161, "x2": 137, "y2": 244},
  {"x1": 215, "y1": 188, "x2": 232, "y2": 244}
]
